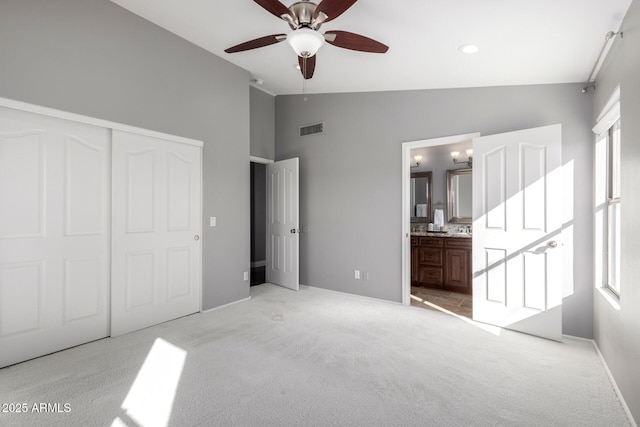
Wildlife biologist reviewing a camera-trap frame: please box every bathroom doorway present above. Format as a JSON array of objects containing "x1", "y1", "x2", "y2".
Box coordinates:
[{"x1": 402, "y1": 133, "x2": 479, "y2": 318}]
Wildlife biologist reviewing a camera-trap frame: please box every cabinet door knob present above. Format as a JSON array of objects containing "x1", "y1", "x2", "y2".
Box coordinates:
[{"x1": 547, "y1": 241, "x2": 558, "y2": 249}]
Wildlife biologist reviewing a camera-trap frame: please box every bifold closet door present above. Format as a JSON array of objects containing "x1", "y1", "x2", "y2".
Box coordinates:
[
  {"x1": 0, "y1": 107, "x2": 110, "y2": 368},
  {"x1": 111, "y1": 130, "x2": 201, "y2": 337}
]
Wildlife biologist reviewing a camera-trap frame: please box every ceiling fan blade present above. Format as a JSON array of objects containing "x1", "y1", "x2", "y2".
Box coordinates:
[
  {"x1": 298, "y1": 55, "x2": 316, "y2": 80},
  {"x1": 324, "y1": 30, "x2": 388, "y2": 53},
  {"x1": 314, "y1": 0, "x2": 357, "y2": 23},
  {"x1": 254, "y1": 0, "x2": 292, "y2": 20},
  {"x1": 225, "y1": 34, "x2": 286, "y2": 53}
]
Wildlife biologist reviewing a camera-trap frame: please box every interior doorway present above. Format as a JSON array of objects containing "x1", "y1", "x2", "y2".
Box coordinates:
[
  {"x1": 250, "y1": 157, "x2": 272, "y2": 286},
  {"x1": 403, "y1": 126, "x2": 563, "y2": 341},
  {"x1": 249, "y1": 156, "x2": 300, "y2": 291},
  {"x1": 401, "y1": 133, "x2": 480, "y2": 317}
]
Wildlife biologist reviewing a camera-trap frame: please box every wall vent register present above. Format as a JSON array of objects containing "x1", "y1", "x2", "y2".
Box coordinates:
[{"x1": 299, "y1": 122, "x2": 323, "y2": 137}]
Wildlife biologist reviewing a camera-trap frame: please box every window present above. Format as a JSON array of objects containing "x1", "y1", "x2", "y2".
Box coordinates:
[
  {"x1": 593, "y1": 86, "x2": 621, "y2": 298},
  {"x1": 606, "y1": 118, "x2": 621, "y2": 295}
]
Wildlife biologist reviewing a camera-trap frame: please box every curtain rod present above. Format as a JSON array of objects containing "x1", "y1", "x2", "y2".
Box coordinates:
[{"x1": 583, "y1": 31, "x2": 623, "y2": 92}]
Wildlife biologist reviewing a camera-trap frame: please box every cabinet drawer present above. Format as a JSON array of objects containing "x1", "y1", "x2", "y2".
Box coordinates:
[
  {"x1": 419, "y1": 267, "x2": 443, "y2": 286},
  {"x1": 419, "y1": 247, "x2": 443, "y2": 266},
  {"x1": 419, "y1": 237, "x2": 443, "y2": 247},
  {"x1": 445, "y1": 238, "x2": 472, "y2": 248}
]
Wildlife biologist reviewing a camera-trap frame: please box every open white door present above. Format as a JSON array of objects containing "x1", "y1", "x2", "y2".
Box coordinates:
[
  {"x1": 111, "y1": 130, "x2": 202, "y2": 336},
  {"x1": 472, "y1": 124, "x2": 563, "y2": 340},
  {"x1": 266, "y1": 158, "x2": 299, "y2": 290}
]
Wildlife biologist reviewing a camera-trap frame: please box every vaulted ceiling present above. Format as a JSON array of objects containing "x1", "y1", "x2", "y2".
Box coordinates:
[{"x1": 110, "y1": 0, "x2": 632, "y2": 95}]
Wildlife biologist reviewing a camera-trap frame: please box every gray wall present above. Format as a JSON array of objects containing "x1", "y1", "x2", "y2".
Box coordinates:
[
  {"x1": 250, "y1": 86, "x2": 275, "y2": 160},
  {"x1": 0, "y1": 0, "x2": 251, "y2": 309},
  {"x1": 593, "y1": 0, "x2": 640, "y2": 422},
  {"x1": 275, "y1": 84, "x2": 594, "y2": 338}
]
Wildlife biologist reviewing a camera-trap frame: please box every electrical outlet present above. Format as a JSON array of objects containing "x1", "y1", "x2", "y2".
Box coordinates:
[
  {"x1": 362, "y1": 272, "x2": 369, "y2": 280},
  {"x1": 243, "y1": 271, "x2": 249, "y2": 281},
  {"x1": 354, "y1": 270, "x2": 360, "y2": 279},
  {"x1": 210, "y1": 217, "x2": 216, "y2": 227}
]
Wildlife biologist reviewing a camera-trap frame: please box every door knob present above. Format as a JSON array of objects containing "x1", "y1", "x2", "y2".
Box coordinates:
[
  {"x1": 194, "y1": 235, "x2": 200, "y2": 241},
  {"x1": 290, "y1": 229, "x2": 300, "y2": 234},
  {"x1": 547, "y1": 241, "x2": 557, "y2": 248}
]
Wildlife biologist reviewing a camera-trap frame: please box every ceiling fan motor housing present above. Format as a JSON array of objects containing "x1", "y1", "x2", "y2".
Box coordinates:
[{"x1": 287, "y1": 1, "x2": 326, "y2": 30}]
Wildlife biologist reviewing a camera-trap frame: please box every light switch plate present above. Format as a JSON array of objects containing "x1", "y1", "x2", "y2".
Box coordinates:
[{"x1": 210, "y1": 217, "x2": 216, "y2": 227}]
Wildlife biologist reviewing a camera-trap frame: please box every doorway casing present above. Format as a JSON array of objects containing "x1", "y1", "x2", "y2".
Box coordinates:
[
  {"x1": 401, "y1": 133, "x2": 481, "y2": 306},
  {"x1": 250, "y1": 156, "x2": 273, "y2": 286}
]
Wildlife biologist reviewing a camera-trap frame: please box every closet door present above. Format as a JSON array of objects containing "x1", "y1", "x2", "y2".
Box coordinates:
[
  {"x1": 0, "y1": 107, "x2": 110, "y2": 368},
  {"x1": 111, "y1": 130, "x2": 201, "y2": 336}
]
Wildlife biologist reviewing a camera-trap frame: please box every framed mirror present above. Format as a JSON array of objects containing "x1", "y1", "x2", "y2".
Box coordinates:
[
  {"x1": 410, "y1": 171, "x2": 432, "y2": 222},
  {"x1": 447, "y1": 168, "x2": 472, "y2": 223}
]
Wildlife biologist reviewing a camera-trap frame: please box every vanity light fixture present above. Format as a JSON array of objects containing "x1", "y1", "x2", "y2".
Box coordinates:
[
  {"x1": 451, "y1": 149, "x2": 473, "y2": 168},
  {"x1": 411, "y1": 155, "x2": 423, "y2": 168}
]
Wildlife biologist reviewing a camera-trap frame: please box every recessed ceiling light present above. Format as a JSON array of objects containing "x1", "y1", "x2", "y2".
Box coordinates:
[{"x1": 459, "y1": 44, "x2": 479, "y2": 54}]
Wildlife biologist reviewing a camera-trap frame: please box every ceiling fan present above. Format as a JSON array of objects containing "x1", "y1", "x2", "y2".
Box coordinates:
[{"x1": 224, "y1": 0, "x2": 389, "y2": 79}]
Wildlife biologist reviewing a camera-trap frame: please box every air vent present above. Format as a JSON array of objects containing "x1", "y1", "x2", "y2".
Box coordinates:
[{"x1": 299, "y1": 122, "x2": 324, "y2": 137}]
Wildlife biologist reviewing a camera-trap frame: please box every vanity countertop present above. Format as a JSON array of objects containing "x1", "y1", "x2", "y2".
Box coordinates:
[{"x1": 411, "y1": 232, "x2": 471, "y2": 239}]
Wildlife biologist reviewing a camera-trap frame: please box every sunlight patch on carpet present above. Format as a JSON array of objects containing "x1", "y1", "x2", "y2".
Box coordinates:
[
  {"x1": 115, "y1": 338, "x2": 186, "y2": 427},
  {"x1": 415, "y1": 296, "x2": 503, "y2": 336}
]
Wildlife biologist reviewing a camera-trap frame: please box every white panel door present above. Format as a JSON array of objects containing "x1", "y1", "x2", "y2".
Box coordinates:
[
  {"x1": 472, "y1": 124, "x2": 563, "y2": 340},
  {"x1": 266, "y1": 158, "x2": 299, "y2": 290},
  {"x1": 111, "y1": 130, "x2": 201, "y2": 336},
  {"x1": 0, "y1": 107, "x2": 110, "y2": 368}
]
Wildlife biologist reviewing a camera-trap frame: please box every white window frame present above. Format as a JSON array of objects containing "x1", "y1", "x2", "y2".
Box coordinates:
[
  {"x1": 606, "y1": 118, "x2": 621, "y2": 295},
  {"x1": 593, "y1": 85, "x2": 621, "y2": 298}
]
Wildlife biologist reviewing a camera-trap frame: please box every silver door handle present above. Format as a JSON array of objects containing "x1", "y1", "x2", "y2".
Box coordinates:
[
  {"x1": 194, "y1": 235, "x2": 200, "y2": 241},
  {"x1": 290, "y1": 229, "x2": 300, "y2": 234},
  {"x1": 547, "y1": 241, "x2": 557, "y2": 248}
]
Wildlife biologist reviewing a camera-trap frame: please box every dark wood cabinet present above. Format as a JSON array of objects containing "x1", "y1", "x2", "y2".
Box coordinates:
[
  {"x1": 410, "y1": 237, "x2": 419, "y2": 286},
  {"x1": 411, "y1": 236, "x2": 472, "y2": 294}
]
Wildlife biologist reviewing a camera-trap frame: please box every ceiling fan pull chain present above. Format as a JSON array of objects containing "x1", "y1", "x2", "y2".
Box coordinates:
[{"x1": 303, "y1": 56, "x2": 308, "y2": 102}]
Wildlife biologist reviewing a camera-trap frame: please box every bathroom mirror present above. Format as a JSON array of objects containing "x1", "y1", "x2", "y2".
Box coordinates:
[
  {"x1": 410, "y1": 171, "x2": 432, "y2": 222},
  {"x1": 447, "y1": 168, "x2": 472, "y2": 223}
]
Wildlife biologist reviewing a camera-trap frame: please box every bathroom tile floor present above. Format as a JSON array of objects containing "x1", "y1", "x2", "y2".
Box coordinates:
[{"x1": 410, "y1": 286, "x2": 473, "y2": 318}]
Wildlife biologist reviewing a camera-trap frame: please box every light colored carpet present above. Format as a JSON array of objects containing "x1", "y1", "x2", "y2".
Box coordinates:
[{"x1": 0, "y1": 283, "x2": 631, "y2": 427}]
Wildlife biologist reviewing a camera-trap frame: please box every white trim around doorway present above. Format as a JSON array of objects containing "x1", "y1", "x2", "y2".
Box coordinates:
[
  {"x1": 400, "y1": 132, "x2": 480, "y2": 306},
  {"x1": 250, "y1": 156, "x2": 274, "y2": 164}
]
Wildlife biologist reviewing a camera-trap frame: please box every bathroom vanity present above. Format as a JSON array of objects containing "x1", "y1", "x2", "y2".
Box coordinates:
[{"x1": 411, "y1": 234, "x2": 472, "y2": 294}]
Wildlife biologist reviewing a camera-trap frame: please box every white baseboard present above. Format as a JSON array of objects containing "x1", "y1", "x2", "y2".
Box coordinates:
[
  {"x1": 304, "y1": 285, "x2": 402, "y2": 306},
  {"x1": 564, "y1": 336, "x2": 638, "y2": 427},
  {"x1": 200, "y1": 296, "x2": 251, "y2": 313},
  {"x1": 561, "y1": 334, "x2": 592, "y2": 342}
]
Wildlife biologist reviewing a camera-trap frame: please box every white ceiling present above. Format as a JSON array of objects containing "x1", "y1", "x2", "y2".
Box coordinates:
[{"x1": 110, "y1": 0, "x2": 632, "y2": 96}]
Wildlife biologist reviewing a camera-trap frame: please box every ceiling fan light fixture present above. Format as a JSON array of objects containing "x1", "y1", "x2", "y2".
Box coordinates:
[{"x1": 288, "y1": 28, "x2": 324, "y2": 57}]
